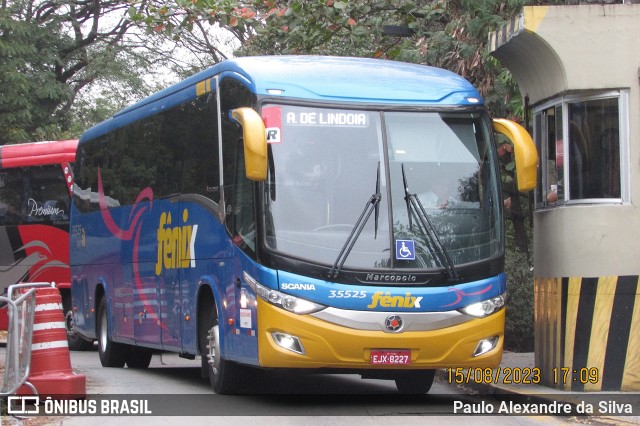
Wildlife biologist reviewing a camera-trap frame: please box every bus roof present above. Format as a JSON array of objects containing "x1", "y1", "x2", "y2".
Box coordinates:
[
  {"x1": 82, "y1": 56, "x2": 483, "y2": 142},
  {"x1": 0, "y1": 140, "x2": 78, "y2": 169}
]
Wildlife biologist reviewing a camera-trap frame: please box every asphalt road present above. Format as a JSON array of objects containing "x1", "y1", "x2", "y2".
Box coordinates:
[{"x1": 2, "y1": 347, "x2": 589, "y2": 425}]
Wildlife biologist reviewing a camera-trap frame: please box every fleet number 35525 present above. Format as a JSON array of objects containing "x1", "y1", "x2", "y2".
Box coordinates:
[{"x1": 328, "y1": 290, "x2": 367, "y2": 298}]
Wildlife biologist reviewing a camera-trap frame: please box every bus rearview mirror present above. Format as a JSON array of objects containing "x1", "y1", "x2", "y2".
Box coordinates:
[
  {"x1": 492, "y1": 118, "x2": 538, "y2": 192},
  {"x1": 231, "y1": 108, "x2": 268, "y2": 182}
]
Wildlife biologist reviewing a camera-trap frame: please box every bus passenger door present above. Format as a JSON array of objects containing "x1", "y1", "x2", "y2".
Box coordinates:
[
  {"x1": 222, "y1": 126, "x2": 260, "y2": 363},
  {"x1": 134, "y1": 202, "x2": 186, "y2": 350},
  {"x1": 158, "y1": 268, "x2": 181, "y2": 351},
  {"x1": 132, "y1": 268, "x2": 163, "y2": 348},
  {"x1": 154, "y1": 203, "x2": 184, "y2": 351},
  {"x1": 113, "y1": 269, "x2": 134, "y2": 341}
]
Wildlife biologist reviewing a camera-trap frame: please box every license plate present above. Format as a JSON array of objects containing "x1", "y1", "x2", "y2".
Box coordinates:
[{"x1": 370, "y1": 349, "x2": 411, "y2": 365}]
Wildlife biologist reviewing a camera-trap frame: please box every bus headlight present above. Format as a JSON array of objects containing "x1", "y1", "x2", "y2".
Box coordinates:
[
  {"x1": 459, "y1": 293, "x2": 506, "y2": 318},
  {"x1": 243, "y1": 271, "x2": 326, "y2": 315}
]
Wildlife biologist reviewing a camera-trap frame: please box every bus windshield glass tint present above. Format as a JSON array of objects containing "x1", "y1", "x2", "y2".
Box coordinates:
[{"x1": 262, "y1": 105, "x2": 501, "y2": 272}]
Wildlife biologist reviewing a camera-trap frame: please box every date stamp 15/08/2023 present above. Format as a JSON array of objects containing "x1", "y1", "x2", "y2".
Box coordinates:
[{"x1": 446, "y1": 366, "x2": 600, "y2": 386}]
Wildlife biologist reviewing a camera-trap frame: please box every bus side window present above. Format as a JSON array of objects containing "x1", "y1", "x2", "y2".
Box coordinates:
[
  {"x1": 2, "y1": 203, "x2": 21, "y2": 225},
  {"x1": 0, "y1": 169, "x2": 22, "y2": 225},
  {"x1": 182, "y1": 94, "x2": 221, "y2": 201},
  {"x1": 220, "y1": 78, "x2": 256, "y2": 256},
  {"x1": 222, "y1": 115, "x2": 256, "y2": 255}
]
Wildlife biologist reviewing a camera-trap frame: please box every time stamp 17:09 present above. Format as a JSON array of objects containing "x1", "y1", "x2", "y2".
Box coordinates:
[{"x1": 446, "y1": 366, "x2": 600, "y2": 385}]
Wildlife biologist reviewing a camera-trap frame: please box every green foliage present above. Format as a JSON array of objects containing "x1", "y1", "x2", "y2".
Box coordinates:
[
  {"x1": 3, "y1": 0, "x2": 557, "y2": 143},
  {"x1": 0, "y1": 11, "x2": 71, "y2": 144},
  {"x1": 131, "y1": 0, "x2": 534, "y2": 119},
  {"x1": 504, "y1": 248, "x2": 534, "y2": 352},
  {"x1": 0, "y1": 1, "x2": 168, "y2": 144}
]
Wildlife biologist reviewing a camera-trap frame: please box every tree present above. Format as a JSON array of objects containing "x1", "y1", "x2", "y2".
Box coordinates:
[
  {"x1": 0, "y1": 0, "x2": 174, "y2": 144},
  {"x1": 129, "y1": 1, "x2": 531, "y2": 115},
  {"x1": 0, "y1": 8, "x2": 70, "y2": 143},
  {"x1": 127, "y1": 0, "x2": 248, "y2": 65}
]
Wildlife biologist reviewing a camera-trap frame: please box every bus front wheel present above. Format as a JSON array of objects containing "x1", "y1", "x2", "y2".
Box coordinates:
[
  {"x1": 202, "y1": 321, "x2": 241, "y2": 394},
  {"x1": 394, "y1": 370, "x2": 435, "y2": 394},
  {"x1": 199, "y1": 306, "x2": 242, "y2": 395},
  {"x1": 97, "y1": 297, "x2": 128, "y2": 368}
]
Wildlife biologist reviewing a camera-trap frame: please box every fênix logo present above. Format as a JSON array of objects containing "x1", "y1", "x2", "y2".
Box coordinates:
[
  {"x1": 155, "y1": 209, "x2": 198, "y2": 275},
  {"x1": 366, "y1": 291, "x2": 423, "y2": 309}
]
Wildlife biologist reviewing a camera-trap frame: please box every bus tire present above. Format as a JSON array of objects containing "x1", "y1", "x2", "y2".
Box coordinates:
[
  {"x1": 65, "y1": 309, "x2": 93, "y2": 351},
  {"x1": 97, "y1": 297, "x2": 128, "y2": 367},
  {"x1": 394, "y1": 370, "x2": 435, "y2": 394},
  {"x1": 199, "y1": 307, "x2": 240, "y2": 394},
  {"x1": 126, "y1": 347, "x2": 153, "y2": 369},
  {"x1": 62, "y1": 290, "x2": 93, "y2": 351}
]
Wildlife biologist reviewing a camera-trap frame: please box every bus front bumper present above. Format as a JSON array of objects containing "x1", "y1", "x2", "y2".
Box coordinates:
[{"x1": 256, "y1": 299, "x2": 504, "y2": 369}]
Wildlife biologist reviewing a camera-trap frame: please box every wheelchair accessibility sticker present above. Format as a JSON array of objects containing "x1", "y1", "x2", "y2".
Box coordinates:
[{"x1": 395, "y1": 240, "x2": 416, "y2": 260}]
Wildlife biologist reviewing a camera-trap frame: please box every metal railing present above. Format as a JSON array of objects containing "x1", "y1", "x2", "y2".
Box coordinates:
[{"x1": 1, "y1": 282, "x2": 55, "y2": 396}]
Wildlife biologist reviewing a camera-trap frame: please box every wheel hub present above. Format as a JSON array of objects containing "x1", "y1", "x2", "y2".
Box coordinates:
[{"x1": 206, "y1": 324, "x2": 221, "y2": 376}]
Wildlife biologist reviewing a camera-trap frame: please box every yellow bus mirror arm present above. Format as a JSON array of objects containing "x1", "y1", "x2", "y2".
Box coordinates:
[
  {"x1": 231, "y1": 108, "x2": 268, "y2": 181},
  {"x1": 492, "y1": 118, "x2": 538, "y2": 192}
]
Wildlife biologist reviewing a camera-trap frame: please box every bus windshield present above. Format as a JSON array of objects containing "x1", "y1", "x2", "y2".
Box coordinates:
[
  {"x1": 263, "y1": 104, "x2": 502, "y2": 274},
  {"x1": 0, "y1": 165, "x2": 71, "y2": 226}
]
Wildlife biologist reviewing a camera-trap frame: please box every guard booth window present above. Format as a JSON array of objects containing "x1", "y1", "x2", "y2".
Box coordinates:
[{"x1": 533, "y1": 91, "x2": 626, "y2": 207}]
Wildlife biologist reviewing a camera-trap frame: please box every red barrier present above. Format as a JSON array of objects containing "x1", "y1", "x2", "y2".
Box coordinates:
[
  {"x1": 18, "y1": 286, "x2": 86, "y2": 398},
  {"x1": 0, "y1": 308, "x2": 7, "y2": 329}
]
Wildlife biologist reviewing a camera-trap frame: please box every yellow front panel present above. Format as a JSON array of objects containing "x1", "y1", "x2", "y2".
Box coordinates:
[{"x1": 256, "y1": 299, "x2": 504, "y2": 369}]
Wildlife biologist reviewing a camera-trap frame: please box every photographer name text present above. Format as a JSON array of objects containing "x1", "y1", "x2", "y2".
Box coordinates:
[{"x1": 454, "y1": 400, "x2": 633, "y2": 415}]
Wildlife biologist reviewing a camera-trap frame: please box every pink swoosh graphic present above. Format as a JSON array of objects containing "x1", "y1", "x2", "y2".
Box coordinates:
[
  {"x1": 441, "y1": 284, "x2": 492, "y2": 307},
  {"x1": 97, "y1": 168, "x2": 167, "y2": 332},
  {"x1": 98, "y1": 169, "x2": 153, "y2": 239}
]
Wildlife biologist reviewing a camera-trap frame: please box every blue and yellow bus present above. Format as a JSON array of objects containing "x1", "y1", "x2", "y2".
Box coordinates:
[{"x1": 70, "y1": 56, "x2": 536, "y2": 394}]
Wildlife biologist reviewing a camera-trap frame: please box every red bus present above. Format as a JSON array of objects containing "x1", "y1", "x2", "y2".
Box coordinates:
[{"x1": 0, "y1": 139, "x2": 90, "y2": 349}]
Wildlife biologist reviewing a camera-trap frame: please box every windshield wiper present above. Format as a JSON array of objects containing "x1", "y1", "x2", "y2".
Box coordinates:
[
  {"x1": 374, "y1": 161, "x2": 381, "y2": 238},
  {"x1": 329, "y1": 163, "x2": 381, "y2": 279},
  {"x1": 401, "y1": 164, "x2": 459, "y2": 282}
]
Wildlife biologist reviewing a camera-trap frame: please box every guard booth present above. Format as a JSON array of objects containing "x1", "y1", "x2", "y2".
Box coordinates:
[{"x1": 489, "y1": 4, "x2": 640, "y2": 391}]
